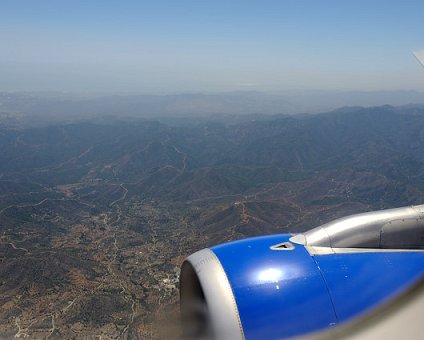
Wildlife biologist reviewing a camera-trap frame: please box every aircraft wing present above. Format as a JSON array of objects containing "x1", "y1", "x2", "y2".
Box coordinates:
[
  {"x1": 307, "y1": 277, "x2": 424, "y2": 339},
  {"x1": 414, "y1": 50, "x2": 424, "y2": 67}
]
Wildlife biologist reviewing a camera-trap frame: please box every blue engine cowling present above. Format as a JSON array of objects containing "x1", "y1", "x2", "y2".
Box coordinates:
[{"x1": 180, "y1": 205, "x2": 424, "y2": 339}]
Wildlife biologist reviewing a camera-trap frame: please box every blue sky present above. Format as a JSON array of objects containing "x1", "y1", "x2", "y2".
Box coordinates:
[{"x1": 1, "y1": 0, "x2": 423, "y2": 93}]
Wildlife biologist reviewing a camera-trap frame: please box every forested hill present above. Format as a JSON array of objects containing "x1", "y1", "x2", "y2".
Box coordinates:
[{"x1": 0, "y1": 104, "x2": 424, "y2": 338}]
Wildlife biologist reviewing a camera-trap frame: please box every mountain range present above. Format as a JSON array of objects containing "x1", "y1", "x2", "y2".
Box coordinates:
[{"x1": 0, "y1": 104, "x2": 424, "y2": 338}]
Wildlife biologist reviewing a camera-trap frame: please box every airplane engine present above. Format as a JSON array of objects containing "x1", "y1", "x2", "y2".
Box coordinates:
[{"x1": 180, "y1": 205, "x2": 424, "y2": 339}]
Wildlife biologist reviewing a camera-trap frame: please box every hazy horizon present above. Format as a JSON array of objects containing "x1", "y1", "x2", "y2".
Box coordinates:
[
  {"x1": 1, "y1": 1, "x2": 424, "y2": 94},
  {"x1": 2, "y1": 89, "x2": 424, "y2": 124}
]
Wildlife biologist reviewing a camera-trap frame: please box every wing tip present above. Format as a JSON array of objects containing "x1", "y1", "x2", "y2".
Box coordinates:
[{"x1": 413, "y1": 50, "x2": 424, "y2": 67}]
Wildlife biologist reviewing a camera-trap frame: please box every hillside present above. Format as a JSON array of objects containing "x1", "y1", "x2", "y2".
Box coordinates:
[{"x1": 0, "y1": 105, "x2": 424, "y2": 338}]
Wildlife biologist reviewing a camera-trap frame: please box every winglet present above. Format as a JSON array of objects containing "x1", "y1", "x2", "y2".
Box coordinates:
[{"x1": 413, "y1": 50, "x2": 424, "y2": 68}]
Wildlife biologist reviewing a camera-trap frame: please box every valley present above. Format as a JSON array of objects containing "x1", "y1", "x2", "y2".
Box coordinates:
[{"x1": 0, "y1": 105, "x2": 424, "y2": 338}]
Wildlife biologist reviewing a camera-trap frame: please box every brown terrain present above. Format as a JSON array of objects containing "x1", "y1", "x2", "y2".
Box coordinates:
[{"x1": 0, "y1": 104, "x2": 424, "y2": 338}]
